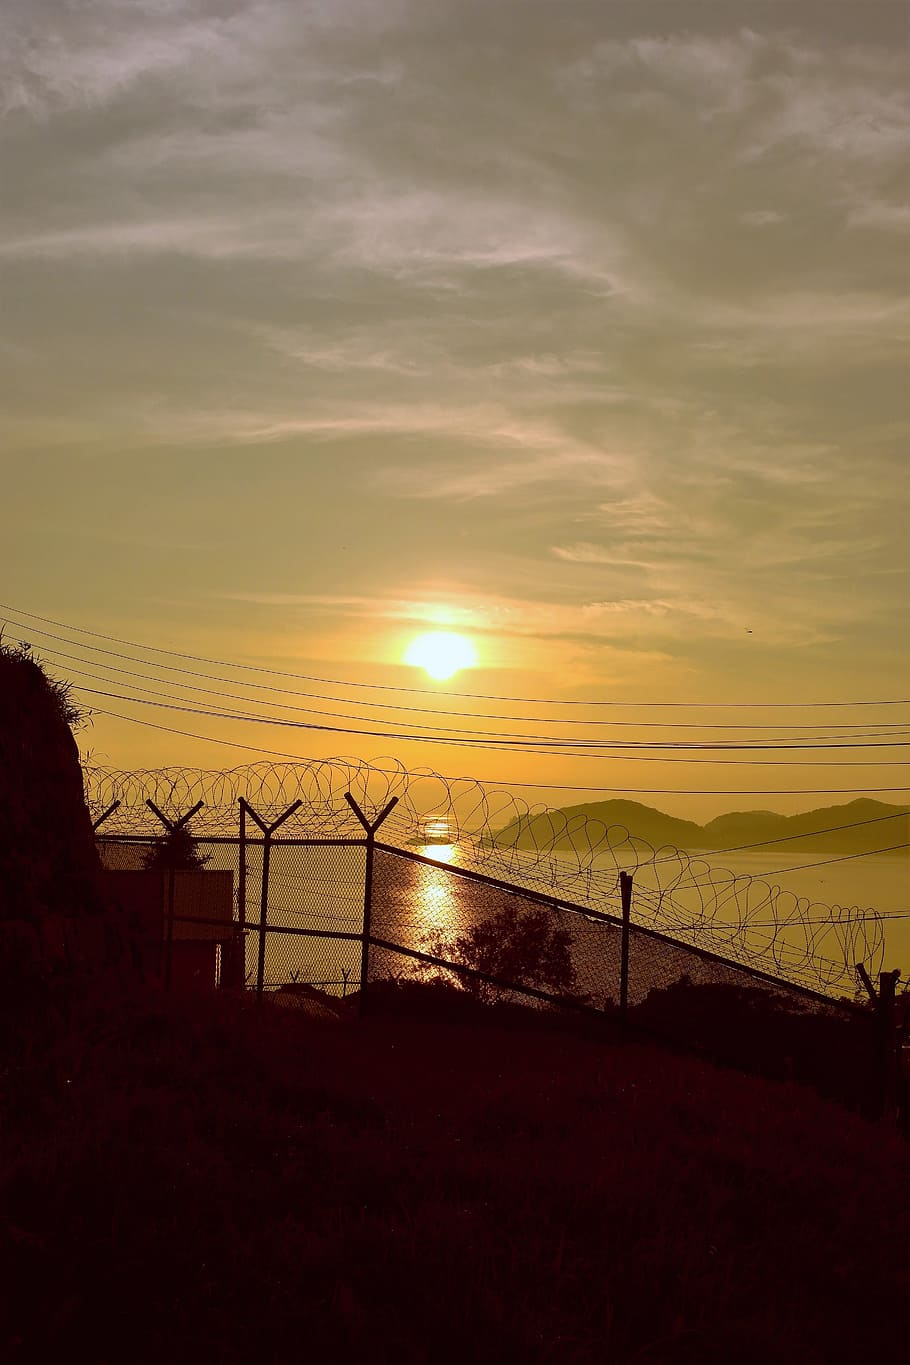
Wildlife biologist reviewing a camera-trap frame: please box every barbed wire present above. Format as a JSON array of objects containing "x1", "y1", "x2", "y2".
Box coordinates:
[{"x1": 84, "y1": 758, "x2": 891, "y2": 999}]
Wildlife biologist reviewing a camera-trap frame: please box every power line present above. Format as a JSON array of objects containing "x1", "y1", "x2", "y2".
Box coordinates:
[
  {"x1": 7, "y1": 614, "x2": 910, "y2": 731},
  {"x1": 29, "y1": 645, "x2": 910, "y2": 757},
  {"x1": 7, "y1": 602, "x2": 910, "y2": 709},
  {"x1": 68, "y1": 679, "x2": 910, "y2": 755},
  {"x1": 742, "y1": 909, "x2": 910, "y2": 926},
  {"x1": 85, "y1": 706, "x2": 910, "y2": 796},
  {"x1": 19, "y1": 625, "x2": 910, "y2": 737},
  {"x1": 47, "y1": 649, "x2": 910, "y2": 755},
  {"x1": 735, "y1": 841, "x2": 910, "y2": 879},
  {"x1": 642, "y1": 809, "x2": 910, "y2": 864}
]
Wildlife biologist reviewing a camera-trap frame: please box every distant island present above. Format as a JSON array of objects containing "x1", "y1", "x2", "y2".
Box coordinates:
[{"x1": 493, "y1": 797, "x2": 910, "y2": 857}]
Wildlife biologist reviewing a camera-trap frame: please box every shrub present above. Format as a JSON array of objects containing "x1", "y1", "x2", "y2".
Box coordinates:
[
  {"x1": 424, "y1": 904, "x2": 585, "y2": 1005},
  {"x1": 142, "y1": 825, "x2": 210, "y2": 872}
]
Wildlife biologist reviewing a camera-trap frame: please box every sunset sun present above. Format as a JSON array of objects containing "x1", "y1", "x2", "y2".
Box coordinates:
[{"x1": 404, "y1": 631, "x2": 477, "y2": 681}]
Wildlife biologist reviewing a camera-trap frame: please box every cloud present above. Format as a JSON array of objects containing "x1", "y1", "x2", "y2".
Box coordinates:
[{"x1": 1, "y1": 1, "x2": 908, "y2": 696}]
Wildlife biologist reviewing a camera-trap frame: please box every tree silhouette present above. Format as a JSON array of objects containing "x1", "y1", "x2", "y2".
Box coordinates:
[
  {"x1": 426, "y1": 905, "x2": 582, "y2": 1005},
  {"x1": 142, "y1": 825, "x2": 210, "y2": 872}
]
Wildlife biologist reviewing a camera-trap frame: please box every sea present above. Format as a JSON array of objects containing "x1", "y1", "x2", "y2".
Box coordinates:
[{"x1": 192, "y1": 838, "x2": 909, "y2": 996}]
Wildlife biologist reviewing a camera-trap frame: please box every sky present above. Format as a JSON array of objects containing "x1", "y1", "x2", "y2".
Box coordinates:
[{"x1": 2, "y1": 0, "x2": 909, "y2": 817}]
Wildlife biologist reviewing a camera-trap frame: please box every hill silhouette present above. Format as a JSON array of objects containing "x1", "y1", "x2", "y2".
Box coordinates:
[
  {"x1": 495, "y1": 797, "x2": 910, "y2": 857},
  {"x1": 3, "y1": 983, "x2": 908, "y2": 1362}
]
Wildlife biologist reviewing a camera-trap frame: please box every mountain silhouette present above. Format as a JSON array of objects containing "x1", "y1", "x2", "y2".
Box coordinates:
[{"x1": 494, "y1": 797, "x2": 910, "y2": 856}]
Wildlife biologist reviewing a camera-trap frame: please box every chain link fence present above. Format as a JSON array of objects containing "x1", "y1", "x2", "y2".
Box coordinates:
[
  {"x1": 365, "y1": 844, "x2": 897, "y2": 1117},
  {"x1": 92, "y1": 780, "x2": 905, "y2": 1123}
]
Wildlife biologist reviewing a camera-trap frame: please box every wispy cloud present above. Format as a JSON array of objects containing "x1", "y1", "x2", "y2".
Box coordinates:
[{"x1": 2, "y1": 1, "x2": 908, "y2": 701}]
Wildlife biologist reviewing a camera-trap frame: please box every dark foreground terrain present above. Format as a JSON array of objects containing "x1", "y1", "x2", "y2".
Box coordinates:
[{"x1": 2, "y1": 981, "x2": 908, "y2": 1365}]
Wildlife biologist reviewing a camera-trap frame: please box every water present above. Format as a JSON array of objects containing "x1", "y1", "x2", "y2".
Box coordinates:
[{"x1": 108, "y1": 837, "x2": 910, "y2": 995}]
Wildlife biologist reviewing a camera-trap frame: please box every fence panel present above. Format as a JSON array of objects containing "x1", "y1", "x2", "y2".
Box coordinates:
[
  {"x1": 97, "y1": 828, "x2": 891, "y2": 1117},
  {"x1": 98, "y1": 834, "x2": 367, "y2": 998},
  {"x1": 368, "y1": 846, "x2": 622, "y2": 1008},
  {"x1": 365, "y1": 845, "x2": 882, "y2": 1112},
  {"x1": 255, "y1": 841, "x2": 366, "y2": 994}
]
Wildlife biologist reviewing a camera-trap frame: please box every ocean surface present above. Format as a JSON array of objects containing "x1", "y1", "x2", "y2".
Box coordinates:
[{"x1": 191, "y1": 839, "x2": 909, "y2": 995}]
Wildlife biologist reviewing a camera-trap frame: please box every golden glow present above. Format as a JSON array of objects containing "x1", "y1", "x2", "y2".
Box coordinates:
[
  {"x1": 416, "y1": 862, "x2": 457, "y2": 928},
  {"x1": 420, "y1": 815, "x2": 453, "y2": 845},
  {"x1": 404, "y1": 631, "x2": 477, "y2": 681},
  {"x1": 420, "y1": 841, "x2": 456, "y2": 863}
]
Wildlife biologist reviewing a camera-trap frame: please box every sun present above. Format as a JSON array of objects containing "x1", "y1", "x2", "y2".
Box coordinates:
[{"x1": 404, "y1": 631, "x2": 477, "y2": 681}]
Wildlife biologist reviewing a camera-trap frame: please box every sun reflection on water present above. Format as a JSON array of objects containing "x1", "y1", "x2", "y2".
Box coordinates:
[{"x1": 415, "y1": 843, "x2": 458, "y2": 929}]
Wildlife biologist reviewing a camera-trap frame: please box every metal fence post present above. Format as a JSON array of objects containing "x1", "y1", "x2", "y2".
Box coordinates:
[
  {"x1": 856, "y1": 963, "x2": 902, "y2": 1122},
  {"x1": 619, "y1": 871, "x2": 633, "y2": 1015},
  {"x1": 91, "y1": 800, "x2": 121, "y2": 833},
  {"x1": 145, "y1": 798, "x2": 204, "y2": 991},
  {"x1": 228, "y1": 798, "x2": 247, "y2": 990},
  {"x1": 238, "y1": 799, "x2": 247, "y2": 933},
  {"x1": 344, "y1": 793, "x2": 399, "y2": 1015},
  {"x1": 361, "y1": 829, "x2": 376, "y2": 1010},
  {"x1": 879, "y1": 969, "x2": 902, "y2": 1123},
  {"x1": 256, "y1": 830, "x2": 271, "y2": 999},
  {"x1": 239, "y1": 799, "x2": 303, "y2": 1001}
]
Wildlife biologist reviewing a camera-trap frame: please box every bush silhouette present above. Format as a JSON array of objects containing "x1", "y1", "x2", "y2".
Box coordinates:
[
  {"x1": 142, "y1": 825, "x2": 210, "y2": 872},
  {"x1": 631, "y1": 975, "x2": 879, "y2": 1114},
  {"x1": 425, "y1": 904, "x2": 584, "y2": 1004}
]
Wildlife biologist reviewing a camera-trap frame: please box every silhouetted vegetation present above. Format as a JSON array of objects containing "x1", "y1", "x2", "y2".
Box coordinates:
[
  {"x1": 142, "y1": 824, "x2": 211, "y2": 872},
  {"x1": 0, "y1": 637, "x2": 84, "y2": 731},
  {"x1": 424, "y1": 904, "x2": 584, "y2": 1004},
  {"x1": 2, "y1": 982, "x2": 908, "y2": 1364},
  {"x1": 630, "y1": 976, "x2": 885, "y2": 1116}
]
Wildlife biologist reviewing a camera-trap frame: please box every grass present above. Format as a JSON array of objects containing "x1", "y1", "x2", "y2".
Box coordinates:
[{"x1": 2, "y1": 978, "x2": 908, "y2": 1364}]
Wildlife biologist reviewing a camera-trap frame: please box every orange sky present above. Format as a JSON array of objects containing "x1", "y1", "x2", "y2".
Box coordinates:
[{"x1": 3, "y1": 1, "x2": 909, "y2": 821}]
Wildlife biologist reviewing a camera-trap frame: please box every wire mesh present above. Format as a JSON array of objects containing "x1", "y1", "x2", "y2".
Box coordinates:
[
  {"x1": 90, "y1": 768, "x2": 899, "y2": 1118},
  {"x1": 367, "y1": 846, "x2": 853, "y2": 1010},
  {"x1": 84, "y1": 760, "x2": 889, "y2": 999},
  {"x1": 97, "y1": 832, "x2": 366, "y2": 998},
  {"x1": 249, "y1": 841, "x2": 365, "y2": 996},
  {"x1": 365, "y1": 845, "x2": 883, "y2": 1112},
  {"x1": 367, "y1": 845, "x2": 624, "y2": 1008}
]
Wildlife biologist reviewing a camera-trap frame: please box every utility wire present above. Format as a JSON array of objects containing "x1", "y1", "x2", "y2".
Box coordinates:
[
  {"x1": 730, "y1": 841, "x2": 910, "y2": 878},
  {"x1": 56, "y1": 652, "x2": 910, "y2": 753},
  {"x1": 8, "y1": 614, "x2": 910, "y2": 734},
  {"x1": 640, "y1": 809, "x2": 910, "y2": 864},
  {"x1": 25, "y1": 631, "x2": 910, "y2": 740},
  {"x1": 68, "y1": 680, "x2": 910, "y2": 754},
  {"x1": 49, "y1": 649, "x2": 910, "y2": 752},
  {"x1": 743, "y1": 909, "x2": 910, "y2": 926},
  {"x1": 85, "y1": 706, "x2": 910, "y2": 796},
  {"x1": 7, "y1": 603, "x2": 910, "y2": 709}
]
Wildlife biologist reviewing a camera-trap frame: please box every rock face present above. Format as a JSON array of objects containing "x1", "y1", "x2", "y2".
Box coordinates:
[{"x1": 0, "y1": 646, "x2": 112, "y2": 971}]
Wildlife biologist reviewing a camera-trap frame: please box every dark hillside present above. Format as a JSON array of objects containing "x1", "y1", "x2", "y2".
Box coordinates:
[
  {"x1": 0, "y1": 643, "x2": 132, "y2": 995},
  {"x1": 702, "y1": 798, "x2": 910, "y2": 854},
  {"x1": 496, "y1": 800, "x2": 705, "y2": 854},
  {"x1": 2, "y1": 984, "x2": 908, "y2": 1364},
  {"x1": 0, "y1": 642, "x2": 102, "y2": 924}
]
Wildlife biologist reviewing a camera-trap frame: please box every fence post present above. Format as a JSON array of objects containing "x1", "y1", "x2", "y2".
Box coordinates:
[
  {"x1": 223, "y1": 798, "x2": 247, "y2": 990},
  {"x1": 239, "y1": 799, "x2": 302, "y2": 1001},
  {"x1": 238, "y1": 799, "x2": 247, "y2": 932},
  {"x1": 91, "y1": 800, "x2": 121, "y2": 833},
  {"x1": 344, "y1": 793, "x2": 399, "y2": 1016},
  {"x1": 257, "y1": 831, "x2": 272, "y2": 999},
  {"x1": 856, "y1": 963, "x2": 903, "y2": 1122},
  {"x1": 619, "y1": 871, "x2": 633, "y2": 1015},
  {"x1": 145, "y1": 799, "x2": 204, "y2": 990},
  {"x1": 879, "y1": 969, "x2": 902, "y2": 1123}
]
